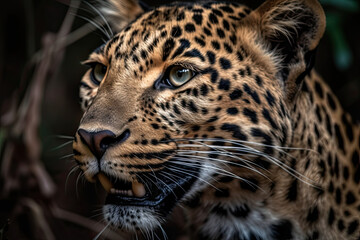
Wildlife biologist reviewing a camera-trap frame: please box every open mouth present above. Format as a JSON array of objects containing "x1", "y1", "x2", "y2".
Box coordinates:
[
  {"x1": 97, "y1": 169, "x2": 196, "y2": 210},
  {"x1": 97, "y1": 173, "x2": 146, "y2": 197}
]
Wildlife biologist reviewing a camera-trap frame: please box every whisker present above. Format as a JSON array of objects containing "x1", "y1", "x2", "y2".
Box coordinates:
[
  {"x1": 148, "y1": 165, "x2": 177, "y2": 197},
  {"x1": 178, "y1": 140, "x2": 316, "y2": 186},
  {"x1": 170, "y1": 159, "x2": 231, "y2": 178},
  {"x1": 134, "y1": 173, "x2": 154, "y2": 195},
  {"x1": 176, "y1": 149, "x2": 269, "y2": 174},
  {"x1": 59, "y1": 153, "x2": 75, "y2": 160},
  {"x1": 76, "y1": 171, "x2": 85, "y2": 199},
  {"x1": 53, "y1": 135, "x2": 74, "y2": 140},
  {"x1": 49, "y1": 140, "x2": 73, "y2": 152},
  {"x1": 129, "y1": 155, "x2": 159, "y2": 195},
  {"x1": 180, "y1": 140, "x2": 297, "y2": 167},
  {"x1": 165, "y1": 163, "x2": 202, "y2": 176},
  {"x1": 154, "y1": 230, "x2": 164, "y2": 240},
  {"x1": 176, "y1": 141, "x2": 271, "y2": 178},
  {"x1": 166, "y1": 165, "x2": 219, "y2": 188},
  {"x1": 157, "y1": 223, "x2": 168, "y2": 240},
  {"x1": 65, "y1": 165, "x2": 79, "y2": 192},
  {"x1": 158, "y1": 172, "x2": 185, "y2": 192},
  {"x1": 161, "y1": 154, "x2": 224, "y2": 185},
  {"x1": 150, "y1": 155, "x2": 191, "y2": 196},
  {"x1": 141, "y1": 222, "x2": 151, "y2": 240},
  {"x1": 83, "y1": 1, "x2": 113, "y2": 38},
  {"x1": 74, "y1": 14, "x2": 111, "y2": 40},
  {"x1": 89, "y1": 212, "x2": 106, "y2": 220},
  {"x1": 151, "y1": 229, "x2": 155, "y2": 240},
  {"x1": 173, "y1": 137, "x2": 318, "y2": 168},
  {"x1": 169, "y1": 158, "x2": 263, "y2": 192},
  {"x1": 172, "y1": 155, "x2": 268, "y2": 186},
  {"x1": 230, "y1": 144, "x2": 317, "y2": 186},
  {"x1": 164, "y1": 165, "x2": 219, "y2": 191},
  {"x1": 93, "y1": 222, "x2": 111, "y2": 240},
  {"x1": 171, "y1": 137, "x2": 316, "y2": 153},
  {"x1": 141, "y1": 174, "x2": 161, "y2": 195},
  {"x1": 91, "y1": 208, "x2": 105, "y2": 215},
  {"x1": 192, "y1": 138, "x2": 318, "y2": 162},
  {"x1": 138, "y1": 227, "x2": 146, "y2": 240}
]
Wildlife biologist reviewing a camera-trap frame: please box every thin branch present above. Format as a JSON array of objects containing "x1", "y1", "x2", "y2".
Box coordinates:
[{"x1": 51, "y1": 206, "x2": 126, "y2": 240}]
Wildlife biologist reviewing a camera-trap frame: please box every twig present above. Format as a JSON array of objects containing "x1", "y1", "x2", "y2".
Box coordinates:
[
  {"x1": 51, "y1": 206, "x2": 126, "y2": 240},
  {"x1": 0, "y1": 0, "x2": 100, "y2": 239},
  {"x1": 19, "y1": 198, "x2": 56, "y2": 240},
  {"x1": 29, "y1": 18, "x2": 106, "y2": 66}
]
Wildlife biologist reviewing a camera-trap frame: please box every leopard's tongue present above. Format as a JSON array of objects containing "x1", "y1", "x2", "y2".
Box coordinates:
[{"x1": 97, "y1": 173, "x2": 146, "y2": 197}]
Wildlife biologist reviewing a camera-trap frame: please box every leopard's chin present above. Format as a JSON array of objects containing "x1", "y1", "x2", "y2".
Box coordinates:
[
  {"x1": 103, "y1": 204, "x2": 162, "y2": 231},
  {"x1": 101, "y1": 171, "x2": 196, "y2": 231}
]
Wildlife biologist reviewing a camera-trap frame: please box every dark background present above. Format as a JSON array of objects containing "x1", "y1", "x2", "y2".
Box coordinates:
[{"x1": 0, "y1": 0, "x2": 359, "y2": 239}]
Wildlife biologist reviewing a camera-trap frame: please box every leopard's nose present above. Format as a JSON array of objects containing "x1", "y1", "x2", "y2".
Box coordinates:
[{"x1": 77, "y1": 128, "x2": 130, "y2": 159}]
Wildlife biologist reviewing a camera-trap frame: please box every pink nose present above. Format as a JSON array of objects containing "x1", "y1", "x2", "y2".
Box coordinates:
[{"x1": 77, "y1": 129, "x2": 130, "y2": 159}]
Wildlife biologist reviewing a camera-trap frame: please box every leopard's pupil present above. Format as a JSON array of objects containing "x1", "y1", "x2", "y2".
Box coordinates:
[
  {"x1": 177, "y1": 70, "x2": 184, "y2": 78},
  {"x1": 102, "y1": 66, "x2": 107, "y2": 74}
]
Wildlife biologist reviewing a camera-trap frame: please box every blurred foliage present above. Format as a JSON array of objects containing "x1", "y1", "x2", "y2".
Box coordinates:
[
  {"x1": 0, "y1": 220, "x2": 9, "y2": 240},
  {"x1": 321, "y1": 0, "x2": 358, "y2": 11},
  {"x1": 326, "y1": 13, "x2": 352, "y2": 70},
  {"x1": 0, "y1": 128, "x2": 4, "y2": 158},
  {"x1": 321, "y1": 0, "x2": 359, "y2": 70}
]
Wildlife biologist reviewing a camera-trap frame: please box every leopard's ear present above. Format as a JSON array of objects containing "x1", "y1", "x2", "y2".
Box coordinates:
[
  {"x1": 100, "y1": 0, "x2": 150, "y2": 32},
  {"x1": 250, "y1": 0, "x2": 326, "y2": 101}
]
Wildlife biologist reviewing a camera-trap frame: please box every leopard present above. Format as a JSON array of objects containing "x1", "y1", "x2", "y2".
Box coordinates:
[{"x1": 72, "y1": 0, "x2": 360, "y2": 239}]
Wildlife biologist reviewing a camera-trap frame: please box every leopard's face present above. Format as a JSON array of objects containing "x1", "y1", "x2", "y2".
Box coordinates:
[{"x1": 73, "y1": 0, "x2": 325, "y2": 233}]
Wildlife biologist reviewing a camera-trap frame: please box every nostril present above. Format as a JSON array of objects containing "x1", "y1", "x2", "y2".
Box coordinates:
[
  {"x1": 116, "y1": 129, "x2": 130, "y2": 144},
  {"x1": 77, "y1": 128, "x2": 130, "y2": 159},
  {"x1": 100, "y1": 138, "x2": 112, "y2": 150},
  {"x1": 77, "y1": 129, "x2": 94, "y2": 149},
  {"x1": 100, "y1": 129, "x2": 130, "y2": 149},
  {"x1": 99, "y1": 135, "x2": 116, "y2": 149}
]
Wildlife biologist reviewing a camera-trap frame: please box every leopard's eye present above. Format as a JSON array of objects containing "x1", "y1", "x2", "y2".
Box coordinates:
[
  {"x1": 168, "y1": 66, "x2": 194, "y2": 87},
  {"x1": 91, "y1": 63, "x2": 107, "y2": 83}
]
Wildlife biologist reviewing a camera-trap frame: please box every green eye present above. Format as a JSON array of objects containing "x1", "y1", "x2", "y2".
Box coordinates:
[
  {"x1": 91, "y1": 63, "x2": 107, "y2": 83},
  {"x1": 168, "y1": 66, "x2": 194, "y2": 87}
]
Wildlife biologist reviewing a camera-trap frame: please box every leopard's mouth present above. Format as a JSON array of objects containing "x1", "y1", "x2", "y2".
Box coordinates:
[
  {"x1": 97, "y1": 172, "x2": 146, "y2": 198},
  {"x1": 97, "y1": 169, "x2": 196, "y2": 212}
]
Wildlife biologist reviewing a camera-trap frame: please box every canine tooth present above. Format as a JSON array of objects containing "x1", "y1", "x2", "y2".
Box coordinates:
[
  {"x1": 127, "y1": 190, "x2": 133, "y2": 196},
  {"x1": 110, "y1": 188, "x2": 116, "y2": 194},
  {"x1": 97, "y1": 173, "x2": 113, "y2": 193},
  {"x1": 132, "y1": 182, "x2": 146, "y2": 197}
]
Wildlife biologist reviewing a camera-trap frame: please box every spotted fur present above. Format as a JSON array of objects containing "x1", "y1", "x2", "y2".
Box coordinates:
[{"x1": 73, "y1": 0, "x2": 360, "y2": 239}]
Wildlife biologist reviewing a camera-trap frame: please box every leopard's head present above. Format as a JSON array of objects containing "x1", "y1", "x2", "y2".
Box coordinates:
[{"x1": 73, "y1": 0, "x2": 325, "y2": 232}]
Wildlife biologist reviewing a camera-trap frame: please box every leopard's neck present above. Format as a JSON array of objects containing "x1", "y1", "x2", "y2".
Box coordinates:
[{"x1": 182, "y1": 71, "x2": 360, "y2": 240}]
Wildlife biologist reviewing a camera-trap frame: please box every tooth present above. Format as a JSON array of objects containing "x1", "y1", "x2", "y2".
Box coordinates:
[
  {"x1": 110, "y1": 188, "x2": 116, "y2": 194},
  {"x1": 132, "y1": 182, "x2": 146, "y2": 197},
  {"x1": 97, "y1": 173, "x2": 113, "y2": 193},
  {"x1": 127, "y1": 190, "x2": 133, "y2": 196}
]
